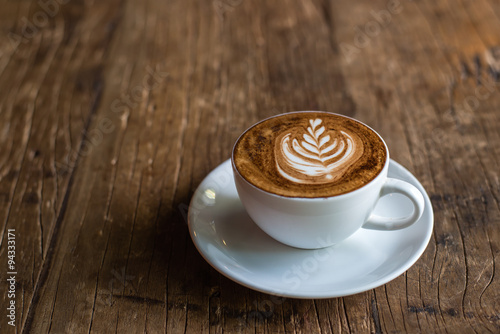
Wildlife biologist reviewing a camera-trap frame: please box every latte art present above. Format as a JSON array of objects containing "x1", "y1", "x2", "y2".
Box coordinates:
[
  {"x1": 232, "y1": 112, "x2": 387, "y2": 198},
  {"x1": 275, "y1": 119, "x2": 363, "y2": 184}
]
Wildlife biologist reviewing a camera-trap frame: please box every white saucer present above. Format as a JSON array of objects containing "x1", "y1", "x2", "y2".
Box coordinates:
[{"x1": 188, "y1": 159, "x2": 434, "y2": 299}]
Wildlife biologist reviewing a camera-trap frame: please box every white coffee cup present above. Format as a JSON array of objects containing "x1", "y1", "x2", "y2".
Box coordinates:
[{"x1": 232, "y1": 113, "x2": 425, "y2": 249}]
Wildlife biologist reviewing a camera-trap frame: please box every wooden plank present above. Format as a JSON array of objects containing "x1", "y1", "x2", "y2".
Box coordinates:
[{"x1": 0, "y1": 0, "x2": 120, "y2": 330}]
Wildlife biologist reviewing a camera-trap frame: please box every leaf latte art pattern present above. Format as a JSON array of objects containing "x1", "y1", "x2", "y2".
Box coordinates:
[{"x1": 275, "y1": 118, "x2": 364, "y2": 184}]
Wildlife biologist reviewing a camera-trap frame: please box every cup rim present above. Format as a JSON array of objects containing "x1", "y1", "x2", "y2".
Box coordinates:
[{"x1": 231, "y1": 111, "x2": 390, "y2": 200}]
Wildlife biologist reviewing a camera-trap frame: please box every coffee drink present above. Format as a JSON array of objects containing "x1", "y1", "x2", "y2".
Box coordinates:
[
  {"x1": 232, "y1": 111, "x2": 387, "y2": 198},
  {"x1": 231, "y1": 111, "x2": 424, "y2": 249}
]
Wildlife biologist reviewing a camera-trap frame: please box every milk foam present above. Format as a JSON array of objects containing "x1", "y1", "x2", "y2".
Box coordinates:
[
  {"x1": 275, "y1": 118, "x2": 363, "y2": 184},
  {"x1": 233, "y1": 112, "x2": 387, "y2": 197}
]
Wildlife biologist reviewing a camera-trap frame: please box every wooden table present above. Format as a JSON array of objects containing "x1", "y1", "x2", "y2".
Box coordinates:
[{"x1": 1, "y1": 0, "x2": 499, "y2": 332}]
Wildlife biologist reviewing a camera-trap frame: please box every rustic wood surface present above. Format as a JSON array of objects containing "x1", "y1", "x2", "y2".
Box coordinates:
[{"x1": 0, "y1": 0, "x2": 499, "y2": 332}]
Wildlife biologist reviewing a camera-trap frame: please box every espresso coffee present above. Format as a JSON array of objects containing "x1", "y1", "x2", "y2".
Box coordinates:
[{"x1": 232, "y1": 112, "x2": 387, "y2": 198}]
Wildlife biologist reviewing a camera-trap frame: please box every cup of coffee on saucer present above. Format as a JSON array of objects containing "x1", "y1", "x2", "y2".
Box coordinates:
[{"x1": 231, "y1": 111, "x2": 425, "y2": 249}]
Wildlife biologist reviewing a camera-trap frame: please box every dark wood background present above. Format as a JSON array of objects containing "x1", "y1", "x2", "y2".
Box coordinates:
[{"x1": 0, "y1": 0, "x2": 499, "y2": 332}]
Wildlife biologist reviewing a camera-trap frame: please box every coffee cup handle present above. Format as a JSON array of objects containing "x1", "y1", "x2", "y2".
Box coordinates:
[{"x1": 363, "y1": 178, "x2": 425, "y2": 230}]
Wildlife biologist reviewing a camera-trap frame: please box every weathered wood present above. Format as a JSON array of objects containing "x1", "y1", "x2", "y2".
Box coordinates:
[{"x1": 0, "y1": 0, "x2": 499, "y2": 332}]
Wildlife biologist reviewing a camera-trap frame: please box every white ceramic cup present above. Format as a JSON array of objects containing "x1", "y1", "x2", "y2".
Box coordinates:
[{"x1": 232, "y1": 113, "x2": 425, "y2": 249}]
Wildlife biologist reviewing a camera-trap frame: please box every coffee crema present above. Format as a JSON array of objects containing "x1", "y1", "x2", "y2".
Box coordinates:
[{"x1": 233, "y1": 112, "x2": 387, "y2": 198}]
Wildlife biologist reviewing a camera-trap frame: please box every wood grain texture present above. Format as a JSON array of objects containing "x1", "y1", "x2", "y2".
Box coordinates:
[{"x1": 0, "y1": 0, "x2": 498, "y2": 333}]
